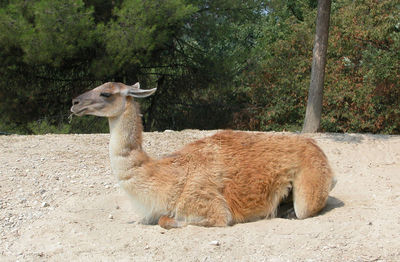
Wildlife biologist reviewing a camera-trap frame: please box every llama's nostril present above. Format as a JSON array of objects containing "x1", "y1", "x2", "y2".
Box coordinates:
[{"x1": 72, "y1": 99, "x2": 80, "y2": 105}]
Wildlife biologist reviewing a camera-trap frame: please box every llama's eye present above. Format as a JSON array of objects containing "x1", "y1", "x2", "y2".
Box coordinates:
[{"x1": 100, "y1": 92, "x2": 112, "y2": 98}]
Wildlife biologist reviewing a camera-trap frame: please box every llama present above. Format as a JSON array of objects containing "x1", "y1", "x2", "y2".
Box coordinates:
[{"x1": 71, "y1": 82, "x2": 336, "y2": 229}]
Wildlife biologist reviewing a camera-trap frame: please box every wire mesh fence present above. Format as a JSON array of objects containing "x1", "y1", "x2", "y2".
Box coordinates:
[{"x1": 0, "y1": 113, "x2": 109, "y2": 135}]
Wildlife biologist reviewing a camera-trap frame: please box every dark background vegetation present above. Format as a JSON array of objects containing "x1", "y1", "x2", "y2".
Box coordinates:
[{"x1": 0, "y1": 0, "x2": 399, "y2": 134}]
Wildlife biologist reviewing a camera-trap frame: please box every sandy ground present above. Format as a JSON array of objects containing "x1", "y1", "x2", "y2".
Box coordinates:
[{"x1": 0, "y1": 130, "x2": 399, "y2": 262}]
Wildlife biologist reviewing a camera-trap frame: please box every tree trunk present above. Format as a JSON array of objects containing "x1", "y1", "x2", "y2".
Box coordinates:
[{"x1": 302, "y1": 0, "x2": 331, "y2": 133}]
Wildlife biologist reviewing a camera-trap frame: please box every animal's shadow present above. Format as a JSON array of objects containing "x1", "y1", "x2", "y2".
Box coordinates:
[{"x1": 277, "y1": 196, "x2": 344, "y2": 219}]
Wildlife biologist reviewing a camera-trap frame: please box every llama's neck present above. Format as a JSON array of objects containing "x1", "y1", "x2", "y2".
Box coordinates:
[{"x1": 108, "y1": 98, "x2": 149, "y2": 180}]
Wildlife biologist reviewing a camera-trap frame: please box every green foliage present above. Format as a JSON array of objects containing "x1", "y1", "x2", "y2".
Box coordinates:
[
  {"x1": 68, "y1": 115, "x2": 108, "y2": 133},
  {"x1": 83, "y1": 0, "x2": 123, "y2": 23},
  {"x1": 25, "y1": 115, "x2": 108, "y2": 134},
  {"x1": 27, "y1": 119, "x2": 71, "y2": 135},
  {"x1": 237, "y1": 0, "x2": 400, "y2": 134},
  {"x1": 21, "y1": 0, "x2": 97, "y2": 66},
  {"x1": 235, "y1": 1, "x2": 315, "y2": 131},
  {"x1": 0, "y1": 0, "x2": 399, "y2": 135},
  {"x1": 321, "y1": 0, "x2": 400, "y2": 133},
  {"x1": 136, "y1": 0, "x2": 268, "y2": 131},
  {"x1": 0, "y1": 0, "x2": 100, "y2": 134}
]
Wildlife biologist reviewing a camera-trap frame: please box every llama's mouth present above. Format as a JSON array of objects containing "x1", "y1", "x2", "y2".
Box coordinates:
[{"x1": 70, "y1": 106, "x2": 88, "y2": 116}]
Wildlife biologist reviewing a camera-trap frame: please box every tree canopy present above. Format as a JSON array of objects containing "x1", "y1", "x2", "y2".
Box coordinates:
[{"x1": 0, "y1": 0, "x2": 399, "y2": 134}]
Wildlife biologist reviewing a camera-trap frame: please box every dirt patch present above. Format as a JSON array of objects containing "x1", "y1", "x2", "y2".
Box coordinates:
[{"x1": 1, "y1": 130, "x2": 399, "y2": 261}]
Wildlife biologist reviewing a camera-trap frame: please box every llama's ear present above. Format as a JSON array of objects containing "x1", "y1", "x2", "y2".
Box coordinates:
[
  {"x1": 127, "y1": 85, "x2": 157, "y2": 98},
  {"x1": 131, "y1": 82, "x2": 140, "y2": 89}
]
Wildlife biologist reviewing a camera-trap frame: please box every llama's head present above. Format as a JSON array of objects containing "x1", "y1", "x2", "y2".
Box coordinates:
[{"x1": 71, "y1": 82, "x2": 156, "y2": 118}]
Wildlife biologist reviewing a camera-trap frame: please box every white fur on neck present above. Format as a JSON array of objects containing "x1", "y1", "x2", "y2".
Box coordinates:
[
  {"x1": 109, "y1": 115, "x2": 133, "y2": 178},
  {"x1": 107, "y1": 101, "x2": 172, "y2": 223},
  {"x1": 108, "y1": 100, "x2": 143, "y2": 178}
]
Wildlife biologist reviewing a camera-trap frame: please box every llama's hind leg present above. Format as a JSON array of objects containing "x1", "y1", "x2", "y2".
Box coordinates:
[
  {"x1": 174, "y1": 196, "x2": 233, "y2": 228},
  {"x1": 158, "y1": 204, "x2": 232, "y2": 229},
  {"x1": 292, "y1": 163, "x2": 334, "y2": 219},
  {"x1": 190, "y1": 209, "x2": 232, "y2": 227}
]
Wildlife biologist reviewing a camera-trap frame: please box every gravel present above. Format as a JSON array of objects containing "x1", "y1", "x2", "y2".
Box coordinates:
[{"x1": 0, "y1": 130, "x2": 399, "y2": 261}]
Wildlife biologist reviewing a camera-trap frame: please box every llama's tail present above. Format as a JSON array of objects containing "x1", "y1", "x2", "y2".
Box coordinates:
[{"x1": 292, "y1": 140, "x2": 336, "y2": 219}]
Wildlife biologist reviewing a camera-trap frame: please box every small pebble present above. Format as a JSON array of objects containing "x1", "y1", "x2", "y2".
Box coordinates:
[
  {"x1": 108, "y1": 214, "x2": 114, "y2": 220},
  {"x1": 41, "y1": 202, "x2": 49, "y2": 207},
  {"x1": 209, "y1": 240, "x2": 220, "y2": 246}
]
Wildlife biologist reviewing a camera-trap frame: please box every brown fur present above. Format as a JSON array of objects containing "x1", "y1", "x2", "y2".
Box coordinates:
[{"x1": 71, "y1": 82, "x2": 336, "y2": 229}]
